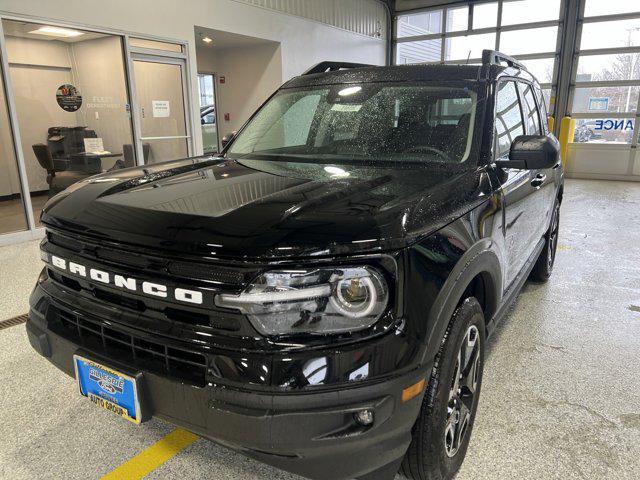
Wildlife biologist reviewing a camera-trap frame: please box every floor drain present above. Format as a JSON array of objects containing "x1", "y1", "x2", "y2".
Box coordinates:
[{"x1": 0, "y1": 314, "x2": 28, "y2": 331}]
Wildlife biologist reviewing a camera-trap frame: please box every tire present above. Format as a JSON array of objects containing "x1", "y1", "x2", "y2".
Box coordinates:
[
  {"x1": 400, "y1": 298, "x2": 486, "y2": 480},
  {"x1": 530, "y1": 199, "x2": 560, "y2": 282}
]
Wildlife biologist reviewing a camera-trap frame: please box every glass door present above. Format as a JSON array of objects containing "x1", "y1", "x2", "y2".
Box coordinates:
[
  {"x1": 198, "y1": 73, "x2": 219, "y2": 154},
  {"x1": 0, "y1": 39, "x2": 28, "y2": 235},
  {"x1": 131, "y1": 55, "x2": 191, "y2": 164}
]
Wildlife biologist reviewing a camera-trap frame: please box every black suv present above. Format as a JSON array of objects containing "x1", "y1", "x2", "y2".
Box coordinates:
[{"x1": 27, "y1": 50, "x2": 563, "y2": 480}]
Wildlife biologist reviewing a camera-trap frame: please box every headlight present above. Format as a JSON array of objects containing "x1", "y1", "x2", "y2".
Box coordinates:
[{"x1": 215, "y1": 266, "x2": 389, "y2": 335}]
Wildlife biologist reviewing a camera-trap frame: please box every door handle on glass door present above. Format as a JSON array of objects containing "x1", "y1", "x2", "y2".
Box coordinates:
[{"x1": 531, "y1": 174, "x2": 546, "y2": 188}]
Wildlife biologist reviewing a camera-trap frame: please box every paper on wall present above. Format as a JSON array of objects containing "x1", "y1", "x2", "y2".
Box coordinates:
[{"x1": 152, "y1": 100, "x2": 170, "y2": 117}]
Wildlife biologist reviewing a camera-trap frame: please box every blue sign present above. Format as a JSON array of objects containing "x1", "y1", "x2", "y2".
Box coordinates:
[
  {"x1": 588, "y1": 97, "x2": 609, "y2": 111},
  {"x1": 594, "y1": 119, "x2": 634, "y2": 131}
]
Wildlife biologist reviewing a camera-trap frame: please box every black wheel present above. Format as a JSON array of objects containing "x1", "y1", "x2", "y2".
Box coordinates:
[
  {"x1": 400, "y1": 298, "x2": 485, "y2": 480},
  {"x1": 530, "y1": 199, "x2": 560, "y2": 282}
]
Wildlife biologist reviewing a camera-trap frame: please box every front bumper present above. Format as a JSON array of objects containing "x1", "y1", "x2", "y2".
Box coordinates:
[{"x1": 27, "y1": 291, "x2": 429, "y2": 480}]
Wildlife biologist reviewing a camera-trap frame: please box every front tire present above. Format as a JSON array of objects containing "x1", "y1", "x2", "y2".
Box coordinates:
[{"x1": 400, "y1": 298, "x2": 485, "y2": 480}]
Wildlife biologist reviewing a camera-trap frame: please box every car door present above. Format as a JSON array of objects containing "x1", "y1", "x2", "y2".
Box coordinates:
[
  {"x1": 518, "y1": 81, "x2": 556, "y2": 236},
  {"x1": 493, "y1": 80, "x2": 541, "y2": 287}
]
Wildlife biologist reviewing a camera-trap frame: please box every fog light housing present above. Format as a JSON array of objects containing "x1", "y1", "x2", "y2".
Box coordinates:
[{"x1": 354, "y1": 409, "x2": 374, "y2": 426}]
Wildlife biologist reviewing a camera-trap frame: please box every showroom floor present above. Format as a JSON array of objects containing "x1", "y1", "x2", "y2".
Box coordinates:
[{"x1": 1, "y1": 178, "x2": 639, "y2": 480}]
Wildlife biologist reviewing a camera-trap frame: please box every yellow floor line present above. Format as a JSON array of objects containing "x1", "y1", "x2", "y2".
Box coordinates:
[{"x1": 101, "y1": 428, "x2": 199, "y2": 480}]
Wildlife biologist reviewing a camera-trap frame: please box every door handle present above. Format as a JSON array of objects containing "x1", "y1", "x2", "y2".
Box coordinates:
[{"x1": 531, "y1": 173, "x2": 546, "y2": 188}]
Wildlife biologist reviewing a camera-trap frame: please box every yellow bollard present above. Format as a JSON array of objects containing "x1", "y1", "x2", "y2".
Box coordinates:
[
  {"x1": 547, "y1": 116, "x2": 554, "y2": 133},
  {"x1": 557, "y1": 116, "x2": 575, "y2": 168}
]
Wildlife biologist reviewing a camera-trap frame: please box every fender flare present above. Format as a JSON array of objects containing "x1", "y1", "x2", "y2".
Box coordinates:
[{"x1": 419, "y1": 238, "x2": 503, "y2": 366}]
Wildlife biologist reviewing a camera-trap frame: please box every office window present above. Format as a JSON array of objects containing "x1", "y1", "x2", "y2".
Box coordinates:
[{"x1": 2, "y1": 19, "x2": 134, "y2": 223}]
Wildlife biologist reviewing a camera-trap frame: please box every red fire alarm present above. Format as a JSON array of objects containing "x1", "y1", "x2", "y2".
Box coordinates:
[
  {"x1": 224, "y1": 113, "x2": 230, "y2": 121},
  {"x1": 219, "y1": 76, "x2": 226, "y2": 84}
]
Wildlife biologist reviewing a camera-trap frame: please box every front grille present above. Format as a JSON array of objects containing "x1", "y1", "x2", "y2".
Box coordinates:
[
  {"x1": 47, "y1": 229, "x2": 252, "y2": 286},
  {"x1": 50, "y1": 305, "x2": 207, "y2": 387}
]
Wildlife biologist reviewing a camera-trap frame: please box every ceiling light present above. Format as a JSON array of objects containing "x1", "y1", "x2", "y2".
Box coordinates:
[
  {"x1": 30, "y1": 26, "x2": 84, "y2": 38},
  {"x1": 338, "y1": 86, "x2": 362, "y2": 96},
  {"x1": 324, "y1": 166, "x2": 350, "y2": 177},
  {"x1": 202, "y1": 37, "x2": 213, "y2": 44}
]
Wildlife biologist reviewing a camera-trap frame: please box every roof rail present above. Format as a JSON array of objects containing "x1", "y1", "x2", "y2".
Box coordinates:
[
  {"x1": 482, "y1": 49, "x2": 526, "y2": 71},
  {"x1": 302, "y1": 61, "x2": 375, "y2": 76}
]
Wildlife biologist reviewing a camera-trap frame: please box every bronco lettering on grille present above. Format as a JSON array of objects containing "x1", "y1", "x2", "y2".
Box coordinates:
[{"x1": 49, "y1": 255, "x2": 204, "y2": 305}]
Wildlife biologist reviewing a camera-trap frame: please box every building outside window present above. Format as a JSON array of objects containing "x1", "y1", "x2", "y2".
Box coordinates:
[
  {"x1": 570, "y1": 0, "x2": 640, "y2": 144},
  {"x1": 394, "y1": 0, "x2": 562, "y2": 117}
]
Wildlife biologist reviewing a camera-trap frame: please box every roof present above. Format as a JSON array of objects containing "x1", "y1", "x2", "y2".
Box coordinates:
[{"x1": 284, "y1": 51, "x2": 538, "y2": 88}]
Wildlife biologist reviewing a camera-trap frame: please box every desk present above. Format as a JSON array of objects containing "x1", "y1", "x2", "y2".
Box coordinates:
[{"x1": 67, "y1": 151, "x2": 123, "y2": 173}]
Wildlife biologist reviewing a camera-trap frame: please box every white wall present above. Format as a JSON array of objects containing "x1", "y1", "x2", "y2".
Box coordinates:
[
  {"x1": 0, "y1": 0, "x2": 386, "y2": 155},
  {"x1": 197, "y1": 41, "x2": 283, "y2": 134},
  {"x1": 566, "y1": 144, "x2": 640, "y2": 182}
]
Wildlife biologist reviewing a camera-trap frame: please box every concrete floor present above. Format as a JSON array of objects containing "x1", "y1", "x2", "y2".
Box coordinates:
[{"x1": 0, "y1": 178, "x2": 639, "y2": 480}]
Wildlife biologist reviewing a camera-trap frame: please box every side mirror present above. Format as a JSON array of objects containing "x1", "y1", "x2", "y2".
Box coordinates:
[
  {"x1": 496, "y1": 135, "x2": 560, "y2": 170},
  {"x1": 221, "y1": 131, "x2": 236, "y2": 149}
]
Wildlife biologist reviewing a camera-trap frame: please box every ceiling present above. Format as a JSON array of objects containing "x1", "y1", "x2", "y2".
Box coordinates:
[
  {"x1": 2, "y1": 19, "x2": 107, "y2": 43},
  {"x1": 194, "y1": 26, "x2": 279, "y2": 50}
]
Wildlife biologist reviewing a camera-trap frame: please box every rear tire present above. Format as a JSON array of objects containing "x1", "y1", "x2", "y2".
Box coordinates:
[
  {"x1": 400, "y1": 298, "x2": 485, "y2": 480},
  {"x1": 530, "y1": 199, "x2": 560, "y2": 282}
]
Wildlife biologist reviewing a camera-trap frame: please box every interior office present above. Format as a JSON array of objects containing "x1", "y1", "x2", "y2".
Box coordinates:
[{"x1": 0, "y1": 19, "x2": 191, "y2": 237}]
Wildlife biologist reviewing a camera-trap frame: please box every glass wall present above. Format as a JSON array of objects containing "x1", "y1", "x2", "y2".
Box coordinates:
[
  {"x1": 570, "y1": 2, "x2": 640, "y2": 144},
  {"x1": 0, "y1": 17, "x2": 194, "y2": 243},
  {"x1": 198, "y1": 73, "x2": 218, "y2": 154},
  {"x1": 1, "y1": 19, "x2": 134, "y2": 225},
  {"x1": 394, "y1": 0, "x2": 562, "y2": 116},
  {"x1": 0, "y1": 52, "x2": 28, "y2": 234}
]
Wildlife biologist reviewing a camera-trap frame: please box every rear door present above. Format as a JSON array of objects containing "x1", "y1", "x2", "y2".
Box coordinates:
[{"x1": 493, "y1": 80, "x2": 541, "y2": 286}]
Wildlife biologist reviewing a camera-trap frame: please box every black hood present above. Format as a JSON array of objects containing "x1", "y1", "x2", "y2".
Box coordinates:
[{"x1": 41, "y1": 156, "x2": 491, "y2": 259}]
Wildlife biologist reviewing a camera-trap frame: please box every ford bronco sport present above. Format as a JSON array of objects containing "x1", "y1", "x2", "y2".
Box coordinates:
[{"x1": 27, "y1": 50, "x2": 563, "y2": 480}]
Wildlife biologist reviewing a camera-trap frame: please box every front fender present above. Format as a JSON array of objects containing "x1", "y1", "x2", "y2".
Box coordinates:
[{"x1": 405, "y1": 236, "x2": 503, "y2": 368}]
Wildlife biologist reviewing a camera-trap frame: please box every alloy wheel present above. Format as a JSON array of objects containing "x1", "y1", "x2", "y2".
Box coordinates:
[
  {"x1": 547, "y1": 203, "x2": 560, "y2": 269},
  {"x1": 444, "y1": 325, "x2": 481, "y2": 458}
]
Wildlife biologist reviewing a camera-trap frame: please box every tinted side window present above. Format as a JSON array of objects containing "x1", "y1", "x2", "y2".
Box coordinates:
[
  {"x1": 518, "y1": 83, "x2": 541, "y2": 135},
  {"x1": 533, "y1": 85, "x2": 548, "y2": 133},
  {"x1": 495, "y1": 81, "x2": 525, "y2": 159}
]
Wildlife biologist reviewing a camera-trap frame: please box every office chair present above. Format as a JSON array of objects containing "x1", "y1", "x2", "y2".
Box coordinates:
[{"x1": 32, "y1": 144, "x2": 92, "y2": 198}]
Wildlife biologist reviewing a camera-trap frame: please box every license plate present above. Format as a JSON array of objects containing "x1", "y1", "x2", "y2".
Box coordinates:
[{"x1": 73, "y1": 355, "x2": 142, "y2": 425}]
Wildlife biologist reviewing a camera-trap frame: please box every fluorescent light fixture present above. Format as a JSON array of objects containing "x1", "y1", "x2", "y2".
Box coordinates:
[
  {"x1": 31, "y1": 26, "x2": 84, "y2": 38},
  {"x1": 202, "y1": 37, "x2": 213, "y2": 43},
  {"x1": 338, "y1": 86, "x2": 362, "y2": 96},
  {"x1": 324, "y1": 166, "x2": 350, "y2": 177}
]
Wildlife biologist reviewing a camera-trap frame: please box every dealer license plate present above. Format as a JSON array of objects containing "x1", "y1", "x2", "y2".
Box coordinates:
[{"x1": 73, "y1": 355, "x2": 142, "y2": 425}]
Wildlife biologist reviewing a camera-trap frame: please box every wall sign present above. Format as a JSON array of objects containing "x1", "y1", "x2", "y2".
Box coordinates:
[
  {"x1": 56, "y1": 84, "x2": 82, "y2": 112},
  {"x1": 594, "y1": 119, "x2": 634, "y2": 131},
  {"x1": 588, "y1": 97, "x2": 609, "y2": 111},
  {"x1": 152, "y1": 100, "x2": 170, "y2": 117}
]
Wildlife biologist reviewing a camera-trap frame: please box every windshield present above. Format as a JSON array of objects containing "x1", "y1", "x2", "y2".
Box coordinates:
[{"x1": 229, "y1": 83, "x2": 477, "y2": 164}]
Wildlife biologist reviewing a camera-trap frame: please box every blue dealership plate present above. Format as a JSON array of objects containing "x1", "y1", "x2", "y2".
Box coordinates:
[{"x1": 73, "y1": 355, "x2": 142, "y2": 425}]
